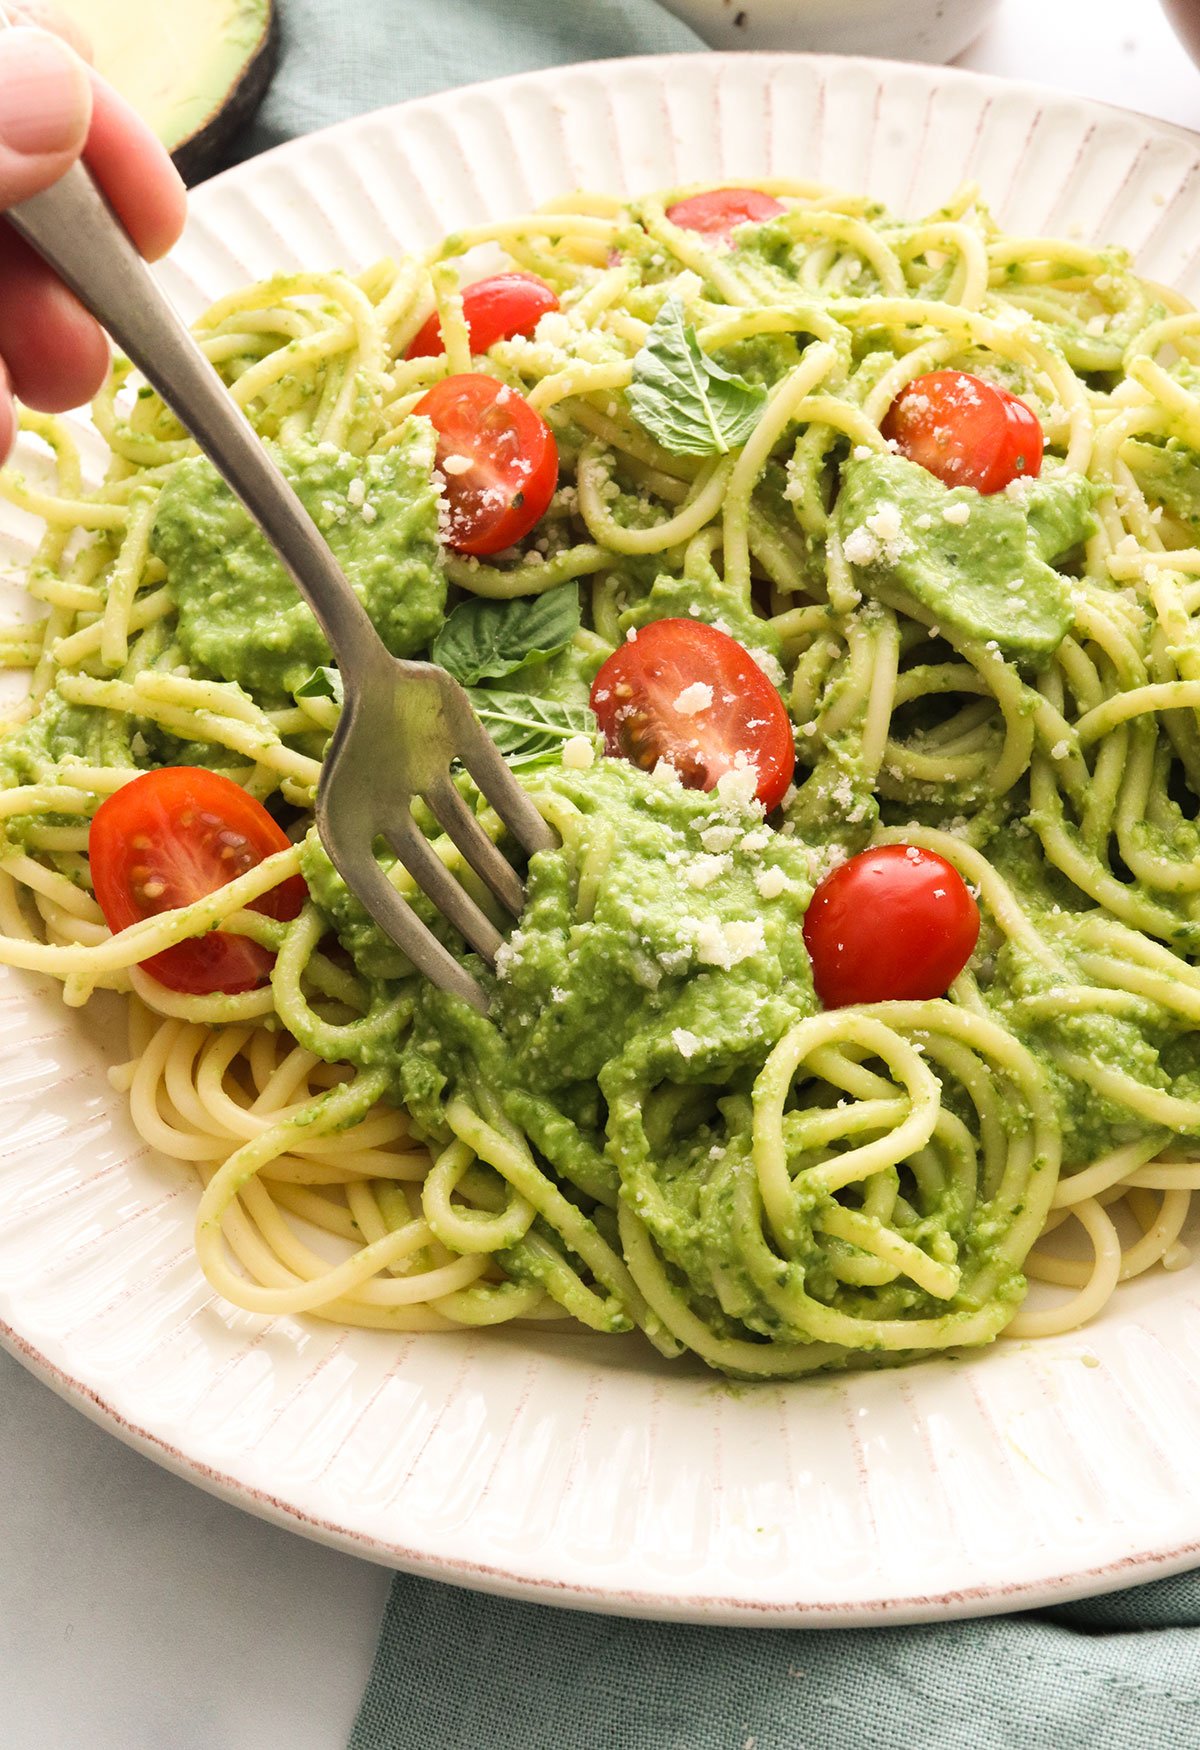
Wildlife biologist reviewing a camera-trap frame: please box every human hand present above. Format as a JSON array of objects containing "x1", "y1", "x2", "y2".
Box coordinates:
[{"x1": 0, "y1": 5, "x2": 186, "y2": 459}]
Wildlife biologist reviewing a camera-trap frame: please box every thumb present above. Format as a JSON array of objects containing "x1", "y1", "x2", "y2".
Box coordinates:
[{"x1": 0, "y1": 27, "x2": 92, "y2": 209}]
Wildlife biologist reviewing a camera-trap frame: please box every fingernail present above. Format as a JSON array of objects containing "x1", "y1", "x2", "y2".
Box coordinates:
[{"x1": 0, "y1": 28, "x2": 91, "y2": 156}]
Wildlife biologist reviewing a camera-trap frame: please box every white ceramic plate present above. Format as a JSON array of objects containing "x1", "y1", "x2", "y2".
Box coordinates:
[{"x1": 4, "y1": 53, "x2": 1200, "y2": 1627}]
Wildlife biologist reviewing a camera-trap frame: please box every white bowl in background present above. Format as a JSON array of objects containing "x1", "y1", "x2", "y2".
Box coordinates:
[{"x1": 657, "y1": 0, "x2": 1001, "y2": 60}]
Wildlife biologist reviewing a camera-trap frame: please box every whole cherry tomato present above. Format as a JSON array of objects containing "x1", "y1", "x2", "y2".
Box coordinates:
[
  {"x1": 406, "y1": 273, "x2": 560, "y2": 360},
  {"x1": 666, "y1": 188, "x2": 785, "y2": 241},
  {"x1": 802, "y1": 844, "x2": 980, "y2": 1007},
  {"x1": 881, "y1": 369, "x2": 1043, "y2": 495}
]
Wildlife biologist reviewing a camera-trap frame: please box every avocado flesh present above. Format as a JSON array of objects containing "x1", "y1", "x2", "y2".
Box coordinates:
[{"x1": 55, "y1": 0, "x2": 277, "y2": 182}]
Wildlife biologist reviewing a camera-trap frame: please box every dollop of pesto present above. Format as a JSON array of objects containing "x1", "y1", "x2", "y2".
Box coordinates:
[
  {"x1": 1124, "y1": 437, "x2": 1200, "y2": 531},
  {"x1": 833, "y1": 452, "x2": 1095, "y2": 661},
  {"x1": 153, "y1": 418, "x2": 446, "y2": 698},
  {"x1": 489, "y1": 760, "x2": 816, "y2": 1091},
  {"x1": 306, "y1": 759, "x2": 817, "y2": 1114}
]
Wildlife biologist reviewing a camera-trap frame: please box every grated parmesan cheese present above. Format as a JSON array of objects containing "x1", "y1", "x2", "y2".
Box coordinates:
[
  {"x1": 843, "y1": 525, "x2": 879, "y2": 567},
  {"x1": 685, "y1": 854, "x2": 730, "y2": 890},
  {"x1": 693, "y1": 917, "x2": 766, "y2": 969},
  {"x1": 699, "y1": 824, "x2": 738, "y2": 853},
  {"x1": 673, "y1": 681, "x2": 713, "y2": 716},
  {"x1": 715, "y1": 759, "x2": 760, "y2": 811},
  {"x1": 561, "y1": 735, "x2": 595, "y2": 770}
]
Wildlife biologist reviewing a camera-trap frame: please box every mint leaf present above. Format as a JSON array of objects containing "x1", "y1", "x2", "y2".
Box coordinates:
[
  {"x1": 627, "y1": 297, "x2": 767, "y2": 457},
  {"x1": 433, "y1": 583, "x2": 580, "y2": 686},
  {"x1": 295, "y1": 666, "x2": 343, "y2": 704},
  {"x1": 467, "y1": 688, "x2": 594, "y2": 767}
]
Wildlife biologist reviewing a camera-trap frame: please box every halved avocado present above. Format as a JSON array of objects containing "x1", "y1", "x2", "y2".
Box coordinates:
[{"x1": 55, "y1": 0, "x2": 278, "y2": 183}]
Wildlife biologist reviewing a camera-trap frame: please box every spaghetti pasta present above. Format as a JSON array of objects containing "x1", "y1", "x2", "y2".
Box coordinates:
[{"x1": 2, "y1": 179, "x2": 1200, "y2": 1376}]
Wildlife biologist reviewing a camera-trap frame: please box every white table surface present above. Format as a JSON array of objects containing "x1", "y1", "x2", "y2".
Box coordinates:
[{"x1": 2, "y1": 3, "x2": 1198, "y2": 1746}]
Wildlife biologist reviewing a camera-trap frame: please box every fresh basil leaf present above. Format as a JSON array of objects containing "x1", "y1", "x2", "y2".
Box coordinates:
[
  {"x1": 295, "y1": 666, "x2": 343, "y2": 704},
  {"x1": 628, "y1": 297, "x2": 767, "y2": 457},
  {"x1": 467, "y1": 688, "x2": 594, "y2": 766},
  {"x1": 432, "y1": 584, "x2": 581, "y2": 686}
]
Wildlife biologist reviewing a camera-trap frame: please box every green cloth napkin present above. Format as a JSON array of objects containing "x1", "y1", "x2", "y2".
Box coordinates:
[
  {"x1": 231, "y1": 6, "x2": 1200, "y2": 1746},
  {"x1": 351, "y1": 1570, "x2": 1200, "y2": 1748},
  {"x1": 231, "y1": 0, "x2": 703, "y2": 161}
]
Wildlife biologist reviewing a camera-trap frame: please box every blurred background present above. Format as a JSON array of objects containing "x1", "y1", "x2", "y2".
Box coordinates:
[{"x1": 47, "y1": 0, "x2": 1200, "y2": 189}]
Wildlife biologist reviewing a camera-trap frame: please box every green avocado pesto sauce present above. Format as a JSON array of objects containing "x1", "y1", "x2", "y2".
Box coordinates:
[
  {"x1": 301, "y1": 758, "x2": 816, "y2": 1098},
  {"x1": 152, "y1": 418, "x2": 446, "y2": 698},
  {"x1": 833, "y1": 452, "x2": 1095, "y2": 661},
  {"x1": 1124, "y1": 437, "x2": 1200, "y2": 531}
]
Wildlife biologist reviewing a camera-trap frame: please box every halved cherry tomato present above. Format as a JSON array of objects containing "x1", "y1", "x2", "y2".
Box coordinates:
[
  {"x1": 406, "y1": 273, "x2": 560, "y2": 361},
  {"x1": 89, "y1": 767, "x2": 307, "y2": 996},
  {"x1": 666, "y1": 188, "x2": 786, "y2": 240},
  {"x1": 881, "y1": 369, "x2": 1044, "y2": 495},
  {"x1": 414, "y1": 374, "x2": 558, "y2": 557},
  {"x1": 802, "y1": 844, "x2": 980, "y2": 1008},
  {"x1": 589, "y1": 618, "x2": 795, "y2": 810}
]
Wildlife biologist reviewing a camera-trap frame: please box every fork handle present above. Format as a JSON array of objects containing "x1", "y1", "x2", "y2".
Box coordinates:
[{"x1": 6, "y1": 162, "x2": 386, "y2": 682}]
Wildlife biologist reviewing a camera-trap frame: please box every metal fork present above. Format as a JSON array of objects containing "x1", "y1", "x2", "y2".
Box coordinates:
[{"x1": 3, "y1": 112, "x2": 554, "y2": 1012}]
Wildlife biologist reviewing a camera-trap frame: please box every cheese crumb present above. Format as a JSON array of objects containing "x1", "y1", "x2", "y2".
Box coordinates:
[
  {"x1": 685, "y1": 854, "x2": 729, "y2": 890},
  {"x1": 740, "y1": 827, "x2": 771, "y2": 852},
  {"x1": 755, "y1": 866, "x2": 787, "y2": 899},
  {"x1": 699, "y1": 824, "x2": 738, "y2": 853},
  {"x1": 715, "y1": 761, "x2": 760, "y2": 810},
  {"x1": 942, "y1": 501, "x2": 971, "y2": 526},
  {"x1": 361, "y1": 503, "x2": 378, "y2": 524},
  {"x1": 347, "y1": 477, "x2": 367, "y2": 508},
  {"x1": 868, "y1": 503, "x2": 914, "y2": 560},
  {"x1": 561, "y1": 735, "x2": 594, "y2": 770},
  {"x1": 866, "y1": 502, "x2": 903, "y2": 544},
  {"x1": 843, "y1": 525, "x2": 879, "y2": 567},
  {"x1": 847, "y1": 502, "x2": 913, "y2": 566},
  {"x1": 493, "y1": 927, "x2": 526, "y2": 980},
  {"x1": 673, "y1": 681, "x2": 713, "y2": 716},
  {"x1": 672, "y1": 1027, "x2": 701, "y2": 1060},
  {"x1": 694, "y1": 917, "x2": 766, "y2": 969},
  {"x1": 749, "y1": 647, "x2": 786, "y2": 687},
  {"x1": 535, "y1": 311, "x2": 571, "y2": 347}
]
